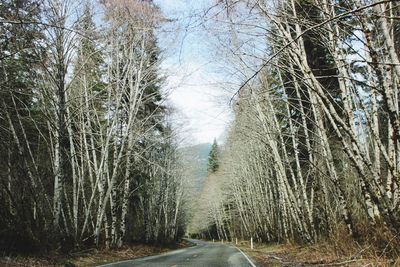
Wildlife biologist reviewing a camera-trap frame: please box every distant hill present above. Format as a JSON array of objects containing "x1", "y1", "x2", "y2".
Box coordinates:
[{"x1": 180, "y1": 143, "x2": 211, "y2": 192}]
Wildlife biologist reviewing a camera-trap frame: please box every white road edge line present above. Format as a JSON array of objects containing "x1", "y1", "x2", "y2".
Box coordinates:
[
  {"x1": 97, "y1": 257, "x2": 140, "y2": 267},
  {"x1": 233, "y1": 245, "x2": 257, "y2": 267}
]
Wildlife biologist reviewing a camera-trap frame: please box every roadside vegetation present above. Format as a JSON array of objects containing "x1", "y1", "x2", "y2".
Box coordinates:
[
  {"x1": 0, "y1": 0, "x2": 189, "y2": 257},
  {"x1": 190, "y1": 0, "x2": 400, "y2": 263},
  {"x1": 0, "y1": 240, "x2": 192, "y2": 267},
  {"x1": 3, "y1": 0, "x2": 400, "y2": 265}
]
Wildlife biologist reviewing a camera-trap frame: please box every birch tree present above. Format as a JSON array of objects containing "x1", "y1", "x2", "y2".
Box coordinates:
[
  {"x1": 193, "y1": 0, "x2": 400, "y2": 253},
  {"x1": 0, "y1": 0, "x2": 189, "y2": 252}
]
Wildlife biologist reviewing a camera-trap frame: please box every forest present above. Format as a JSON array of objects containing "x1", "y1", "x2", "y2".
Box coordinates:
[
  {"x1": 2, "y1": 0, "x2": 400, "y2": 264},
  {"x1": 191, "y1": 0, "x2": 400, "y2": 259},
  {"x1": 0, "y1": 0, "x2": 189, "y2": 253}
]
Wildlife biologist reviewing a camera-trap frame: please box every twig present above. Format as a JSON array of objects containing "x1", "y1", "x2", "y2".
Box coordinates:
[{"x1": 316, "y1": 259, "x2": 361, "y2": 266}]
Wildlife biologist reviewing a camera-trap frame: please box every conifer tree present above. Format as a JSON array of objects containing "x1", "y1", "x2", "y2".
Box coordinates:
[
  {"x1": 207, "y1": 139, "x2": 219, "y2": 173},
  {"x1": 0, "y1": 0, "x2": 47, "y2": 252}
]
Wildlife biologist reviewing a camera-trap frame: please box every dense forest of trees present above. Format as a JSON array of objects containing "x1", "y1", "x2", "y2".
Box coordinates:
[
  {"x1": 4, "y1": 0, "x2": 400, "y2": 260},
  {"x1": 0, "y1": 0, "x2": 189, "y2": 253},
  {"x1": 192, "y1": 0, "x2": 400, "y2": 256}
]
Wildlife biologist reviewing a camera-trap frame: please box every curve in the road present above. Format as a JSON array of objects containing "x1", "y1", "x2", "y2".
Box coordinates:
[{"x1": 98, "y1": 239, "x2": 256, "y2": 267}]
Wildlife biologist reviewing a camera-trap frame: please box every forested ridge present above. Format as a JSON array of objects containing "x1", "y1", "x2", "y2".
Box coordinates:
[
  {"x1": 191, "y1": 0, "x2": 400, "y2": 258},
  {"x1": 0, "y1": 0, "x2": 188, "y2": 253}
]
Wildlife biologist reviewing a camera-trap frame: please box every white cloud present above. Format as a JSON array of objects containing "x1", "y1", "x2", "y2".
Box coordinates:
[
  {"x1": 162, "y1": 60, "x2": 232, "y2": 144},
  {"x1": 155, "y1": 0, "x2": 233, "y2": 145}
]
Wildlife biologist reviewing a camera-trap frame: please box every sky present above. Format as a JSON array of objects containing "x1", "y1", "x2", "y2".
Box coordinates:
[{"x1": 154, "y1": 0, "x2": 232, "y2": 145}]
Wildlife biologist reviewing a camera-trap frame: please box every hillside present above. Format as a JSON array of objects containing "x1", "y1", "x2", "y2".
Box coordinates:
[{"x1": 180, "y1": 143, "x2": 211, "y2": 192}]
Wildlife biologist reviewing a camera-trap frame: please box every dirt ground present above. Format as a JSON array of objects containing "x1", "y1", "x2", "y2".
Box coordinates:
[
  {"x1": 236, "y1": 241, "x2": 400, "y2": 267},
  {"x1": 0, "y1": 240, "x2": 192, "y2": 267}
]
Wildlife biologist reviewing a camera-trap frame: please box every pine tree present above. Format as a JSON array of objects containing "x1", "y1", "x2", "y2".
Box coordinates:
[
  {"x1": 73, "y1": 3, "x2": 104, "y2": 94},
  {"x1": 207, "y1": 139, "x2": 219, "y2": 173},
  {"x1": 0, "y1": 0, "x2": 47, "y2": 252}
]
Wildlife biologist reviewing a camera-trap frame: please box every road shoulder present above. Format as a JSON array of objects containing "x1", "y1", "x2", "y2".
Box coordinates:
[
  {"x1": 0, "y1": 240, "x2": 192, "y2": 267},
  {"x1": 236, "y1": 241, "x2": 395, "y2": 266}
]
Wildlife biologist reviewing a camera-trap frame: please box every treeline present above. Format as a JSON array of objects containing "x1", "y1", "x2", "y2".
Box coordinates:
[
  {"x1": 0, "y1": 0, "x2": 188, "y2": 252},
  {"x1": 192, "y1": 0, "x2": 400, "y2": 254}
]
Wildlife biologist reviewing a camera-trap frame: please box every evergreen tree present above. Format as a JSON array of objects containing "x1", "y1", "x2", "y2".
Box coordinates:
[
  {"x1": 0, "y1": 0, "x2": 48, "y2": 253},
  {"x1": 207, "y1": 139, "x2": 219, "y2": 173},
  {"x1": 73, "y1": 3, "x2": 104, "y2": 94}
]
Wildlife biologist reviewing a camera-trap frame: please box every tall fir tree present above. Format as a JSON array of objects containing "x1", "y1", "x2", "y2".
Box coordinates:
[
  {"x1": 207, "y1": 139, "x2": 219, "y2": 174},
  {"x1": 0, "y1": 0, "x2": 48, "y2": 252}
]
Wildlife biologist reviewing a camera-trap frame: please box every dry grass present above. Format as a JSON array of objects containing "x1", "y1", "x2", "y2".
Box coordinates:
[
  {"x1": 235, "y1": 240, "x2": 397, "y2": 266},
  {"x1": 70, "y1": 244, "x2": 171, "y2": 267},
  {"x1": 0, "y1": 240, "x2": 191, "y2": 267},
  {"x1": 230, "y1": 224, "x2": 400, "y2": 266}
]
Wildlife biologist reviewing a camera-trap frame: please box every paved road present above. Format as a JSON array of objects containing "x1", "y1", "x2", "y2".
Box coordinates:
[{"x1": 98, "y1": 239, "x2": 256, "y2": 267}]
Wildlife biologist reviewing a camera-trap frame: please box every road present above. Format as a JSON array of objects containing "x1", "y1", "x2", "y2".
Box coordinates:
[{"x1": 98, "y1": 239, "x2": 256, "y2": 267}]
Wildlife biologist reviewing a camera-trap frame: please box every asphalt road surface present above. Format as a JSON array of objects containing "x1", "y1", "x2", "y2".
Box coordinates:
[{"x1": 98, "y1": 239, "x2": 256, "y2": 267}]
